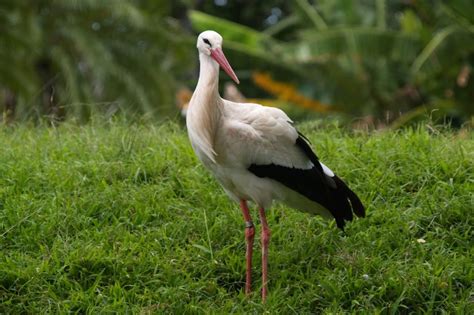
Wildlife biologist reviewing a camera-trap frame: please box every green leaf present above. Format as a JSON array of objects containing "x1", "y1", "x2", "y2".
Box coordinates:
[
  {"x1": 192, "y1": 244, "x2": 211, "y2": 254},
  {"x1": 283, "y1": 28, "x2": 419, "y2": 63},
  {"x1": 189, "y1": 10, "x2": 267, "y2": 50}
]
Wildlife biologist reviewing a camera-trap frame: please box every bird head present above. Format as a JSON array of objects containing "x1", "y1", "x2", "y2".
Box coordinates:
[{"x1": 197, "y1": 30, "x2": 240, "y2": 84}]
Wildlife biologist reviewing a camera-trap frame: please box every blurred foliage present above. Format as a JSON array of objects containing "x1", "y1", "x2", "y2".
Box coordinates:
[
  {"x1": 0, "y1": 0, "x2": 191, "y2": 122},
  {"x1": 191, "y1": 0, "x2": 474, "y2": 127},
  {"x1": 0, "y1": 0, "x2": 473, "y2": 126},
  {"x1": 252, "y1": 71, "x2": 331, "y2": 112}
]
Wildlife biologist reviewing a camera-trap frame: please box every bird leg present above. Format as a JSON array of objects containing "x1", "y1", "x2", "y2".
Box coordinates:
[
  {"x1": 239, "y1": 200, "x2": 255, "y2": 296},
  {"x1": 258, "y1": 206, "x2": 270, "y2": 303}
]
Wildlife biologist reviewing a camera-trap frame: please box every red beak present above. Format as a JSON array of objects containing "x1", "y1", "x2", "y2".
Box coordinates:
[{"x1": 210, "y1": 47, "x2": 240, "y2": 84}]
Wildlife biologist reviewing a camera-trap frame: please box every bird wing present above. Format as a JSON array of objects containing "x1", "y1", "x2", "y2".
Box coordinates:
[
  {"x1": 220, "y1": 101, "x2": 365, "y2": 229},
  {"x1": 221, "y1": 101, "x2": 313, "y2": 170}
]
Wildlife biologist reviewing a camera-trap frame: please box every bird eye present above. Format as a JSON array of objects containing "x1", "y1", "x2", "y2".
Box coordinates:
[{"x1": 203, "y1": 38, "x2": 211, "y2": 47}]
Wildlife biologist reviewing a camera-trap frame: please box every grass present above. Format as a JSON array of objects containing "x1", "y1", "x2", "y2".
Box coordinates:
[{"x1": 0, "y1": 120, "x2": 472, "y2": 313}]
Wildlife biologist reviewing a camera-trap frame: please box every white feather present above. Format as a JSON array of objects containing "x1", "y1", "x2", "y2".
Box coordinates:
[
  {"x1": 320, "y1": 162, "x2": 335, "y2": 177},
  {"x1": 217, "y1": 100, "x2": 313, "y2": 170}
]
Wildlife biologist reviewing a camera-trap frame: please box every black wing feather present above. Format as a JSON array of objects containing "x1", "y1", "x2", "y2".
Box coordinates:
[{"x1": 248, "y1": 133, "x2": 365, "y2": 229}]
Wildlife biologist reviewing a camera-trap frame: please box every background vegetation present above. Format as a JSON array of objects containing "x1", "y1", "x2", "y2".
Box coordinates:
[{"x1": 0, "y1": 0, "x2": 473, "y2": 126}]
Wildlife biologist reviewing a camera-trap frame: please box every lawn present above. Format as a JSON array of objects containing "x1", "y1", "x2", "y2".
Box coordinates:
[{"x1": 0, "y1": 121, "x2": 472, "y2": 313}]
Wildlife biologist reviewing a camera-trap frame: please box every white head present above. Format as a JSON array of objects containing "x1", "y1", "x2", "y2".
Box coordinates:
[
  {"x1": 196, "y1": 30, "x2": 240, "y2": 84},
  {"x1": 197, "y1": 30, "x2": 222, "y2": 55}
]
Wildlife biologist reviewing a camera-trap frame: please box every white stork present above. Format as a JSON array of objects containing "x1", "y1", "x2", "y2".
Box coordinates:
[{"x1": 186, "y1": 30, "x2": 365, "y2": 302}]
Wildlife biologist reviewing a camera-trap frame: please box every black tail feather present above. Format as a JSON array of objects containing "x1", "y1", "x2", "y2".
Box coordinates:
[
  {"x1": 332, "y1": 183, "x2": 353, "y2": 229},
  {"x1": 333, "y1": 175, "x2": 365, "y2": 218},
  {"x1": 294, "y1": 133, "x2": 365, "y2": 228}
]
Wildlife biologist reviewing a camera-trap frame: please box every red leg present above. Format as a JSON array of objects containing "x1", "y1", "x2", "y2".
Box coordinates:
[
  {"x1": 258, "y1": 206, "x2": 270, "y2": 303},
  {"x1": 240, "y1": 200, "x2": 255, "y2": 296}
]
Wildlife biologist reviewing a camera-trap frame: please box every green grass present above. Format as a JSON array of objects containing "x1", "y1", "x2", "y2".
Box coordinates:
[{"x1": 0, "y1": 120, "x2": 473, "y2": 313}]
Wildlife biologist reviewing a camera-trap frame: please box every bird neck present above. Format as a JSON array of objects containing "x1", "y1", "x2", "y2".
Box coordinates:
[
  {"x1": 186, "y1": 53, "x2": 223, "y2": 163},
  {"x1": 195, "y1": 53, "x2": 221, "y2": 101},
  {"x1": 190, "y1": 53, "x2": 223, "y2": 118}
]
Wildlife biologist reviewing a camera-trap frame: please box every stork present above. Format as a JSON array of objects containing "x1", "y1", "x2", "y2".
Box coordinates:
[{"x1": 186, "y1": 30, "x2": 365, "y2": 302}]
